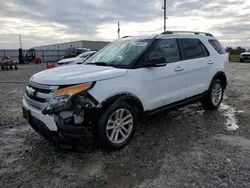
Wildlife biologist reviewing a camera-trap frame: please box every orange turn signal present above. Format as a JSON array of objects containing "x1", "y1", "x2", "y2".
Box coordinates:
[{"x1": 54, "y1": 83, "x2": 92, "y2": 97}]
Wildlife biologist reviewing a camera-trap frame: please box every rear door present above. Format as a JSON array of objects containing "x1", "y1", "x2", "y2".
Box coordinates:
[{"x1": 178, "y1": 38, "x2": 211, "y2": 98}]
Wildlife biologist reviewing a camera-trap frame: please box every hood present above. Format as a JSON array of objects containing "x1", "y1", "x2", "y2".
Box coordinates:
[
  {"x1": 58, "y1": 57, "x2": 83, "y2": 64},
  {"x1": 241, "y1": 52, "x2": 250, "y2": 55},
  {"x1": 30, "y1": 65, "x2": 128, "y2": 85}
]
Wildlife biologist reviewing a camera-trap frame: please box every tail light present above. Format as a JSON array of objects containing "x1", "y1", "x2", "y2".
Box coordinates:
[{"x1": 226, "y1": 54, "x2": 230, "y2": 62}]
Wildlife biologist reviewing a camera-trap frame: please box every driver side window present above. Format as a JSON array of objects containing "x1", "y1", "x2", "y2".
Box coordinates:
[{"x1": 149, "y1": 39, "x2": 180, "y2": 63}]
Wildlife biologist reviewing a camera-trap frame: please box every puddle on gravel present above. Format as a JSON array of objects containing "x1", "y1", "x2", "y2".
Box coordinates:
[
  {"x1": 213, "y1": 134, "x2": 250, "y2": 149},
  {"x1": 219, "y1": 103, "x2": 243, "y2": 131},
  {"x1": 54, "y1": 160, "x2": 104, "y2": 179}
]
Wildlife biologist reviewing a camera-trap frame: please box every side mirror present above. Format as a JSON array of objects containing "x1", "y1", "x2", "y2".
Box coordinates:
[{"x1": 144, "y1": 56, "x2": 167, "y2": 67}]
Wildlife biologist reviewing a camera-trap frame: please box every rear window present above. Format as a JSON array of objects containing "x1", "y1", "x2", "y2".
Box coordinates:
[{"x1": 208, "y1": 39, "x2": 226, "y2": 54}]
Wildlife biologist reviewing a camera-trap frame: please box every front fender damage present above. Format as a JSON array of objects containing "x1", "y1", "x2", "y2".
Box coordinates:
[{"x1": 47, "y1": 92, "x2": 102, "y2": 128}]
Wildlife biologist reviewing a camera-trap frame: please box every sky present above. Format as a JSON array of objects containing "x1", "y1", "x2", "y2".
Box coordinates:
[{"x1": 0, "y1": 0, "x2": 249, "y2": 49}]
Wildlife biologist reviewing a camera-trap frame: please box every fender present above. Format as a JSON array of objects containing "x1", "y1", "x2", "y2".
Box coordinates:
[
  {"x1": 210, "y1": 71, "x2": 227, "y2": 89},
  {"x1": 100, "y1": 93, "x2": 144, "y2": 112}
]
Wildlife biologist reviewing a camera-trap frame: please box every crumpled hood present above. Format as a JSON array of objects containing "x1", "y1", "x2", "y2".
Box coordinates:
[
  {"x1": 31, "y1": 65, "x2": 128, "y2": 85},
  {"x1": 58, "y1": 57, "x2": 83, "y2": 64},
  {"x1": 241, "y1": 52, "x2": 250, "y2": 55}
]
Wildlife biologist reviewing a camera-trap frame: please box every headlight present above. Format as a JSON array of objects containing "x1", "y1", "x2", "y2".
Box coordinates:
[{"x1": 42, "y1": 82, "x2": 94, "y2": 115}]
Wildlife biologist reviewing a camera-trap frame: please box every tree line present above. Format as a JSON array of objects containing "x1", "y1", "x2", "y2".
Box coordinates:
[{"x1": 225, "y1": 47, "x2": 248, "y2": 54}]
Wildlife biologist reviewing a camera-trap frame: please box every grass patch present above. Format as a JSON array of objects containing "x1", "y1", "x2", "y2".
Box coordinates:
[{"x1": 230, "y1": 54, "x2": 240, "y2": 62}]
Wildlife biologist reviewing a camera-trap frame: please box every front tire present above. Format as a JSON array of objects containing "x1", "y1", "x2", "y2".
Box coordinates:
[
  {"x1": 97, "y1": 102, "x2": 137, "y2": 150},
  {"x1": 201, "y1": 79, "x2": 224, "y2": 110}
]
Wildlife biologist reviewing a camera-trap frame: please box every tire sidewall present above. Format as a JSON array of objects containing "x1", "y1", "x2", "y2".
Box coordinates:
[
  {"x1": 97, "y1": 101, "x2": 137, "y2": 150},
  {"x1": 209, "y1": 79, "x2": 224, "y2": 108}
]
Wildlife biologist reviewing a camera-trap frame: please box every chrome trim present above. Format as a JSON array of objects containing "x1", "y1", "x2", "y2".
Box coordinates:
[
  {"x1": 36, "y1": 92, "x2": 53, "y2": 100},
  {"x1": 26, "y1": 86, "x2": 53, "y2": 100},
  {"x1": 28, "y1": 81, "x2": 59, "y2": 90},
  {"x1": 24, "y1": 95, "x2": 47, "y2": 110}
]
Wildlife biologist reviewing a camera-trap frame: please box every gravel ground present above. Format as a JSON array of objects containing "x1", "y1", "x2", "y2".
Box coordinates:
[{"x1": 1, "y1": 63, "x2": 250, "y2": 188}]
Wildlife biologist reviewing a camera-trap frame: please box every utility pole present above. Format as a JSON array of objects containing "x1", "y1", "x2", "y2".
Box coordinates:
[
  {"x1": 19, "y1": 34, "x2": 22, "y2": 49},
  {"x1": 117, "y1": 21, "x2": 120, "y2": 39},
  {"x1": 162, "y1": 0, "x2": 167, "y2": 31}
]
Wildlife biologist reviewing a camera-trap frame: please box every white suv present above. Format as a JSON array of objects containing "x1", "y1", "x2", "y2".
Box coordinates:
[{"x1": 22, "y1": 31, "x2": 228, "y2": 150}]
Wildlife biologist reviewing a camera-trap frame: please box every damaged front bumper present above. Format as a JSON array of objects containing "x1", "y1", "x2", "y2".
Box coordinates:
[{"x1": 22, "y1": 95, "x2": 101, "y2": 144}]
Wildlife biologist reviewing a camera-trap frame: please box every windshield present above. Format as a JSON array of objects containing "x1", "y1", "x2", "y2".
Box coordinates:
[
  {"x1": 247, "y1": 48, "x2": 250, "y2": 52},
  {"x1": 85, "y1": 39, "x2": 152, "y2": 68},
  {"x1": 76, "y1": 52, "x2": 92, "y2": 58}
]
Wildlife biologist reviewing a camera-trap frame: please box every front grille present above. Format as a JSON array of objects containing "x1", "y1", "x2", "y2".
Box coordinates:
[
  {"x1": 27, "y1": 94, "x2": 47, "y2": 103},
  {"x1": 25, "y1": 81, "x2": 59, "y2": 110}
]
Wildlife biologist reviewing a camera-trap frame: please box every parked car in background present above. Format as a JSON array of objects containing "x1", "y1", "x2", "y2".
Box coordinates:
[
  {"x1": 63, "y1": 47, "x2": 90, "y2": 59},
  {"x1": 240, "y1": 48, "x2": 250, "y2": 62},
  {"x1": 57, "y1": 51, "x2": 96, "y2": 67},
  {"x1": 22, "y1": 31, "x2": 228, "y2": 150}
]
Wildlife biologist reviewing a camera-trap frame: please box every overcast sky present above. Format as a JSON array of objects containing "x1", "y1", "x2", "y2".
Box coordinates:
[{"x1": 0, "y1": 0, "x2": 249, "y2": 49}]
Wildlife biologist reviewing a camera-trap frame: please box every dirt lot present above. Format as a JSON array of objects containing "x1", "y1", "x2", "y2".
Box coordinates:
[{"x1": 1, "y1": 63, "x2": 250, "y2": 188}]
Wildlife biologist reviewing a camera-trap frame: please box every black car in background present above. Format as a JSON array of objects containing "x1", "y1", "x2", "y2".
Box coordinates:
[{"x1": 63, "y1": 47, "x2": 90, "y2": 58}]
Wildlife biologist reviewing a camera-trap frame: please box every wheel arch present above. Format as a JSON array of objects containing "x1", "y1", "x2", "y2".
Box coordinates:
[
  {"x1": 210, "y1": 71, "x2": 227, "y2": 89},
  {"x1": 100, "y1": 93, "x2": 144, "y2": 114}
]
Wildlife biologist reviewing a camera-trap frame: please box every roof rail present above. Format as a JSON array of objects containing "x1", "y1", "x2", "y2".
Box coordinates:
[{"x1": 161, "y1": 31, "x2": 213, "y2": 36}]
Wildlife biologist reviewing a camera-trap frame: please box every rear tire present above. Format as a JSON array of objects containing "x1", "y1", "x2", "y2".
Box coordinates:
[
  {"x1": 97, "y1": 101, "x2": 137, "y2": 150},
  {"x1": 201, "y1": 79, "x2": 224, "y2": 110}
]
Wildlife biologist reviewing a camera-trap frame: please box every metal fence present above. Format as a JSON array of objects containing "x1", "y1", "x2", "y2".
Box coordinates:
[{"x1": 0, "y1": 49, "x2": 67, "y2": 63}]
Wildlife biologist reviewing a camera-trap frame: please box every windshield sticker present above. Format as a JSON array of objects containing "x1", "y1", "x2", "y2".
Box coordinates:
[{"x1": 132, "y1": 42, "x2": 148, "y2": 47}]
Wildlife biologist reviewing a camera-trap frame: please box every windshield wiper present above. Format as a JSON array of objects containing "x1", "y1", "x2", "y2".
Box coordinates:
[{"x1": 86, "y1": 62, "x2": 108, "y2": 66}]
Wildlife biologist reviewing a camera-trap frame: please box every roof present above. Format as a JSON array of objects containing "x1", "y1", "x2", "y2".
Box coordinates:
[{"x1": 120, "y1": 31, "x2": 215, "y2": 41}]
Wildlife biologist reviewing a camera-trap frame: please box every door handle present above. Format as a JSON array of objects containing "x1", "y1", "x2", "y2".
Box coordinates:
[
  {"x1": 175, "y1": 66, "x2": 184, "y2": 72},
  {"x1": 207, "y1": 60, "x2": 214, "y2": 64}
]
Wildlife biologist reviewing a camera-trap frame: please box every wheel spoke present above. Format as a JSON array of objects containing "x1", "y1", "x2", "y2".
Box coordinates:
[
  {"x1": 122, "y1": 119, "x2": 133, "y2": 126},
  {"x1": 110, "y1": 128, "x2": 116, "y2": 140},
  {"x1": 118, "y1": 109, "x2": 124, "y2": 119},
  {"x1": 114, "y1": 130, "x2": 119, "y2": 141},
  {"x1": 107, "y1": 125, "x2": 115, "y2": 130},
  {"x1": 121, "y1": 115, "x2": 131, "y2": 122},
  {"x1": 121, "y1": 125, "x2": 130, "y2": 134},
  {"x1": 119, "y1": 129, "x2": 126, "y2": 138}
]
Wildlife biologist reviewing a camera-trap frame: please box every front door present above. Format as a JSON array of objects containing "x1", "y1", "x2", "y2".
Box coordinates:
[{"x1": 140, "y1": 38, "x2": 187, "y2": 110}]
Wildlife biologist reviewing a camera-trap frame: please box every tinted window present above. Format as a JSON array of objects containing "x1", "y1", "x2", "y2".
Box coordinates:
[
  {"x1": 179, "y1": 39, "x2": 209, "y2": 60},
  {"x1": 149, "y1": 39, "x2": 180, "y2": 63},
  {"x1": 208, "y1": 39, "x2": 226, "y2": 54}
]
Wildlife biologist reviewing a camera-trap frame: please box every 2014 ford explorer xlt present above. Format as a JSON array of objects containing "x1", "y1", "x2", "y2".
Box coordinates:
[{"x1": 22, "y1": 31, "x2": 228, "y2": 150}]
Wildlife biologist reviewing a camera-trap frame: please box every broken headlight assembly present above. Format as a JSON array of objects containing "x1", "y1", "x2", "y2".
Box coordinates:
[{"x1": 42, "y1": 82, "x2": 95, "y2": 115}]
